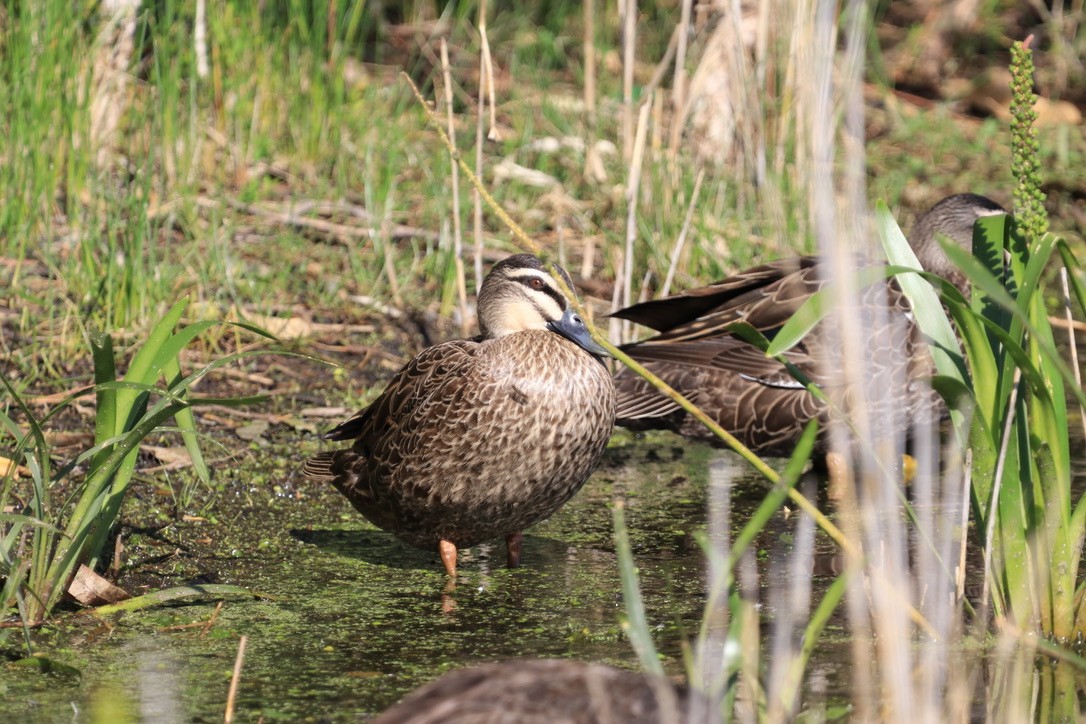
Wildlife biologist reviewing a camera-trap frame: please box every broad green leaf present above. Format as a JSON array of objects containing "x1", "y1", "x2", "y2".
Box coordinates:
[
  {"x1": 877, "y1": 200, "x2": 968, "y2": 384},
  {"x1": 116, "y1": 298, "x2": 189, "y2": 433},
  {"x1": 91, "y1": 584, "x2": 270, "y2": 616}
]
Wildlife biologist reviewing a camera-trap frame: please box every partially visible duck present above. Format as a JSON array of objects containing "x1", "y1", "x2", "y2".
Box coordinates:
[
  {"x1": 611, "y1": 193, "x2": 1005, "y2": 455},
  {"x1": 372, "y1": 659, "x2": 693, "y2": 724},
  {"x1": 304, "y1": 254, "x2": 616, "y2": 577}
]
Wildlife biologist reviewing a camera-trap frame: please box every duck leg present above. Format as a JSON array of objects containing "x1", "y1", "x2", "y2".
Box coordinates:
[
  {"x1": 439, "y1": 539, "x2": 458, "y2": 578},
  {"x1": 505, "y1": 531, "x2": 523, "y2": 568}
]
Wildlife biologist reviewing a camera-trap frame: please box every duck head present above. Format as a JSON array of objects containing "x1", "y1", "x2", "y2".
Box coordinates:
[
  {"x1": 478, "y1": 253, "x2": 611, "y2": 357},
  {"x1": 910, "y1": 193, "x2": 1006, "y2": 292}
]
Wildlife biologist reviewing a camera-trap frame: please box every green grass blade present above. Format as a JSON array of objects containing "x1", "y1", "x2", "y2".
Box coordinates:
[
  {"x1": 163, "y1": 356, "x2": 209, "y2": 485},
  {"x1": 613, "y1": 501, "x2": 664, "y2": 677},
  {"x1": 89, "y1": 330, "x2": 117, "y2": 473},
  {"x1": 773, "y1": 571, "x2": 848, "y2": 717},
  {"x1": 731, "y1": 420, "x2": 817, "y2": 561}
]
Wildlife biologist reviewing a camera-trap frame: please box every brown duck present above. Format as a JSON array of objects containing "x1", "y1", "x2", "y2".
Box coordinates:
[
  {"x1": 304, "y1": 254, "x2": 616, "y2": 577},
  {"x1": 612, "y1": 193, "x2": 1005, "y2": 456},
  {"x1": 371, "y1": 659, "x2": 693, "y2": 724}
]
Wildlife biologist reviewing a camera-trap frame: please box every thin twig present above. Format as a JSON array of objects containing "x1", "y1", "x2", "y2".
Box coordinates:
[
  {"x1": 472, "y1": 2, "x2": 488, "y2": 292},
  {"x1": 622, "y1": 0, "x2": 637, "y2": 163},
  {"x1": 643, "y1": 25, "x2": 680, "y2": 106},
  {"x1": 1059, "y1": 267, "x2": 1086, "y2": 439},
  {"x1": 213, "y1": 197, "x2": 436, "y2": 243},
  {"x1": 621, "y1": 97, "x2": 653, "y2": 344},
  {"x1": 980, "y1": 367, "x2": 1023, "y2": 626},
  {"x1": 669, "y1": 0, "x2": 694, "y2": 155},
  {"x1": 201, "y1": 600, "x2": 224, "y2": 637},
  {"x1": 224, "y1": 634, "x2": 248, "y2": 724},
  {"x1": 660, "y1": 167, "x2": 705, "y2": 297},
  {"x1": 440, "y1": 38, "x2": 470, "y2": 336},
  {"x1": 582, "y1": 0, "x2": 605, "y2": 182}
]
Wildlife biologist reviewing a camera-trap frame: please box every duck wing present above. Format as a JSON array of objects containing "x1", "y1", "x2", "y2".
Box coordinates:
[
  {"x1": 610, "y1": 257, "x2": 818, "y2": 334},
  {"x1": 301, "y1": 340, "x2": 482, "y2": 483}
]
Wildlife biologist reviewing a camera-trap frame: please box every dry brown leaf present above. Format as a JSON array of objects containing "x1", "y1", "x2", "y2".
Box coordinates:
[
  {"x1": 0, "y1": 456, "x2": 30, "y2": 479},
  {"x1": 300, "y1": 406, "x2": 348, "y2": 418},
  {"x1": 243, "y1": 312, "x2": 316, "y2": 340},
  {"x1": 235, "y1": 420, "x2": 269, "y2": 442},
  {"x1": 140, "y1": 445, "x2": 193, "y2": 467},
  {"x1": 68, "y1": 564, "x2": 131, "y2": 606}
]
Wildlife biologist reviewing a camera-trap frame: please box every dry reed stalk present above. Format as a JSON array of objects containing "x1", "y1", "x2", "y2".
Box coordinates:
[
  {"x1": 608, "y1": 261, "x2": 624, "y2": 349},
  {"x1": 802, "y1": 0, "x2": 907, "y2": 715},
  {"x1": 668, "y1": 0, "x2": 694, "y2": 155},
  {"x1": 484, "y1": 27, "x2": 499, "y2": 143},
  {"x1": 581, "y1": 234, "x2": 596, "y2": 280},
  {"x1": 195, "y1": 0, "x2": 209, "y2": 79},
  {"x1": 556, "y1": 220, "x2": 567, "y2": 272},
  {"x1": 90, "y1": 0, "x2": 140, "y2": 169},
  {"x1": 223, "y1": 634, "x2": 248, "y2": 723},
  {"x1": 622, "y1": 0, "x2": 637, "y2": 163},
  {"x1": 695, "y1": 456, "x2": 735, "y2": 715},
  {"x1": 765, "y1": 476, "x2": 817, "y2": 721},
  {"x1": 440, "y1": 38, "x2": 470, "y2": 336},
  {"x1": 380, "y1": 219, "x2": 403, "y2": 305},
  {"x1": 582, "y1": 0, "x2": 606, "y2": 182},
  {"x1": 472, "y1": 2, "x2": 489, "y2": 292},
  {"x1": 660, "y1": 167, "x2": 705, "y2": 297},
  {"x1": 327, "y1": 0, "x2": 337, "y2": 57},
  {"x1": 620, "y1": 98, "x2": 653, "y2": 345}
]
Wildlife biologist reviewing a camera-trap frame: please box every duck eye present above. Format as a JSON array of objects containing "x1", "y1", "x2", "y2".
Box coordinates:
[{"x1": 529, "y1": 278, "x2": 545, "y2": 290}]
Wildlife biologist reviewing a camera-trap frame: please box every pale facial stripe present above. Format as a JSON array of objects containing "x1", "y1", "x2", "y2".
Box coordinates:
[{"x1": 506, "y1": 268, "x2": 568, "y2": 319}]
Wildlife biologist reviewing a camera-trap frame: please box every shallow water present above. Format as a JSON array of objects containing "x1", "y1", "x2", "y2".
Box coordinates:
[
  {"x1": 5, "y1": 433, "x2": 792, "y2": 721},
  {"x1": 6, "y1": 423, "x2": 1085, "y2": 721}
]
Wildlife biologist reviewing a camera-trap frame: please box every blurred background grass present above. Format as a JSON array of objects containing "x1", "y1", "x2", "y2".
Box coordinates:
[{"x1": 1, "y1": 0, "x2": 1083, "y2": 388}]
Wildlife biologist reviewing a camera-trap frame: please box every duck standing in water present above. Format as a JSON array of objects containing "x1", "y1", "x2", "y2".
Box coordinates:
[
  {"x1": 304, "y1": 254, "x2": 616, "y2": 577},
  {"x1": 611, "y1": 193, "x2": 1005, "y2": 456}
]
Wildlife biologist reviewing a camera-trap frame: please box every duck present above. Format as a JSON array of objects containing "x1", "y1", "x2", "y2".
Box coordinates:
[
  {"x1": 371, "y1": 658, "x2": 693, "y2": 724},
  {"x1": 303, "y1": 253, "x2": 616, "y2": 577},
  {"x1": 611, "y1": 193, "x2": 1006, "y2": 456}
]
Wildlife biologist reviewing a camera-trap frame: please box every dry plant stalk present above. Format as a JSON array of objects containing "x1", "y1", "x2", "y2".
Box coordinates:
[
  {"x1": 583, "y1": 0, "x2": 606, "y2": 182},
  {"x1": 622, "y1": 0, "x2": 637, "y2": 163},
  {"x1": 472, "y1": 1, "x2": 490, "y2": 292},
  {"x1": 195, "y1": 0, "x2": 209, "y2": 79},
  {"x1": 668, "y1": 0, "x2": 695, "y2": 155},
  {"x1": 660, "y1": 167, "x2": 705, "y2": 298},
  {"x1": 89, "y1": 0, "x2": 140, "y2": 169},
  {"x1": 224, "y1": 634, "x2": 248, "y2": 723},
  {"x1": 1059, "y1": 268, "x2": 1086, "y2": 439},
  {"x1": 440, "y1": 38, "x2": 471, "y2": 336},
  {"x1": 620, "y1": 98, "x2": 654, "y2": 345}
]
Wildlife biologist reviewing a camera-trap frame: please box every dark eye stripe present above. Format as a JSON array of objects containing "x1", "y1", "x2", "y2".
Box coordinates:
[{"x1": 516, "y1": 276, "x2": 567, "y2": 311}]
